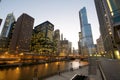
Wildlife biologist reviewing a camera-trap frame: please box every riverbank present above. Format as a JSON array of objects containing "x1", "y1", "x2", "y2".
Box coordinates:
[
  {"x1": 39, "y1": 61, "x2": 89, "y2": 80},
  {"x1": 44, "y1": 63, "x2": 102, "y2": 80},
  {"x1": 0, "y1": 59, "x2": 88, "y2": 80},
  {"x1": 44, "y1": 65, "x2": 88, "y2": 80},
  {"x1": 0, "y1": 58, "x2": 74, "y2": 68}
]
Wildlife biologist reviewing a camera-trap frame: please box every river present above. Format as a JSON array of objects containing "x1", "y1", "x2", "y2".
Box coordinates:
[{"x1": 0, "y1": 59, "x2": 88, "y2": 80}]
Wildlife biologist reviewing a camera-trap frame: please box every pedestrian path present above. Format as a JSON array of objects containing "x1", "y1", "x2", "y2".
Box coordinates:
[
  {"x1": 44, "y1": 57, "x2": 104, "y2": 80},
  {"x1": 88, "y1": 57, "x2": 102, "y2": 80},
  {"x1": 44, "y1": 66, "x2": 88, "y2": 80},
  {"x1": 98, "y1": 58, "x2": 120, "y2": 80}
]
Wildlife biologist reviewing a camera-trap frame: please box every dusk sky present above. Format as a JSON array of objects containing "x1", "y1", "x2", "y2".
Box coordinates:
[{"x1": 0, "y1": 0, "x2": 100, "y2": 49}]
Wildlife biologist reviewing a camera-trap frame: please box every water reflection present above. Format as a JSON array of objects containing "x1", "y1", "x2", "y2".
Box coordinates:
[{"x1": 0, "y1": 60, "x2": 88, "y2": 80}]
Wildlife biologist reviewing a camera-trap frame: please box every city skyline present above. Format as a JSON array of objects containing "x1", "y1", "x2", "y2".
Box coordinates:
[{"x1": 0, "y1": 0, "x2": 100, "y2": 49}]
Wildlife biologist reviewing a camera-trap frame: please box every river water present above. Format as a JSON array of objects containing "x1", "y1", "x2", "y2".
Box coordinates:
[{"x1": 0, "y1": 59, "x2": 88, "y2": 80}]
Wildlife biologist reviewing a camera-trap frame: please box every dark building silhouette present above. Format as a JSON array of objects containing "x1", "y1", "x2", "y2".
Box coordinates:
[
  {"x1": 0, "y1": 19, "x2": 2, "y2": 26},
  {"x1": 9, "y1": 13, "x2": 34, "y2": 53}
]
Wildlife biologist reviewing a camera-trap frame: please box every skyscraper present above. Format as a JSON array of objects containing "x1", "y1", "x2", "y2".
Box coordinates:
[
  {"x1": 9, "y1": 13, "x2": 34, "y2": 52},
  {"x1": 106, "y1": 0, "x2": 120, "y2": 57},
  {"x1": 60, "y1": 39, "x2": 70, "y2": 56},
  {"x1": 0, "y1": 13, "x2": 15, "y2": 51},
  {"x1": 94, "y1": 0, "x2": 118, "y2": 59},
  {"x1": 34, "y1": 21, "x2": 54, "y2": 41},
  {"x1": 78, "y1": 32, "x2": 82, "y2": 55},
  {"x1": 79, "y1": 7, "x2": 94, "y2": 55},
  {"x1": 31, "y1": 21, "x2": 54, "y2": 55},
  {"x1": 96, "y1": 35, "x2": 105, "y2": 56},
  {"x1": 1, "y1": 13, "x2": 15, "y2": 38},
  {"x1": 53, "y1": 29, "x2": 60, "y2": 55}
]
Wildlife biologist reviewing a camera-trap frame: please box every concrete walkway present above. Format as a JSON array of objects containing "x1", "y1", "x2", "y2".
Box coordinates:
[
  {"x1": 44, "y1": 66, "x2": 88, "y2": 80},
  {"x1": 98, "y1": 58, "x2": 120, "y2": 80},
  {"x1": 44, "y1": 65, "x2": 102, "y2": 80}
]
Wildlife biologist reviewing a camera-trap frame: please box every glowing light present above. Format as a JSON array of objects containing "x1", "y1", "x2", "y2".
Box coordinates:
[
  {"x1": 55, "y1": 62, "x2": 59, "y2": 65},
  {"x1": 107, "y1": 0, "x2": 114, "y2": 16},
  {"x1": 16, "y1": 67, "x2": 19, "y2": 70},
  {"x1": 19, "y1": 53, "x2": 24, "y2": 56},
  {"x1": 115, "y1": 50, "x2": 120, "y2": 59},
  {"x1": 5, "y1": 52, "x2": 8, "y2": 54},
  {"x1": 45, "y1": 63, "x2": 48, "y2": 68}
]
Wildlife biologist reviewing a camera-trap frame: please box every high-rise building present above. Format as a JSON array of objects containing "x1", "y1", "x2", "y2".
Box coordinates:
[
  {"x1": 35, "y1": 21, "x2": 54, "y2": 41},
  {"x1": 79, "y1": 7, "x2": 94, "y2": 56},
  {"x1": 1, "y1": 13, "x2": 15, "y2": 38},
  {"x1": 0, "y1": 19, "x2": 2, "y2": 26},
  {"x1": 53, "y1": 29, "x2": 60, "y2": 55},
  {"x1": 78, "y1": 32, "x2": 82, "y2": 55},
  {"x1": 60, "y1": 39, "x2": 69, "y2": 56},
  {"x1": 0, "y1": 13, "x2": 15, "y2": 51},
  {"x1": 96, "y1": 35, "x2": 105, "y2": 56},
  {"x1": 0, "y1": 21, "x2": 16, "y2": 51},
  {"x1": 9, "y1": 13, "x2": 34, "y2": 53},
  {"x1": 105, "y1": 0, "x2": 120, "y2": 59},
  {"x1": 94, "y1": 0, "x2": 119, "y2": 59},
  {"x1": 32, "y1": 21, "x2": 54, "y2": 55}
]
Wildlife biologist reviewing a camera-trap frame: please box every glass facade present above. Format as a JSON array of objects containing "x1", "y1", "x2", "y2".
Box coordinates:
[
  {"x1": 107, "y1": 0, "x2": 120, "y2": 23},
  {"x1": 1, "y1": 13, "x2": 15, "y2": 38},
  {"x1": 79, "y1": 7, "x2": 94, "y2": 55}
]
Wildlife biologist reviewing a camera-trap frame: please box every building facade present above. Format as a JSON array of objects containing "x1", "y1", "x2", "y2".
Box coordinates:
[
  {"x1": 31, "y1": 21, "x2": 54, "y2": 55},
  {"x1": 60, "y1": 39, "x2": 69, "y2": 56},
  {"x1": 9, "y1": 13, "x2": 34, "y2": 53},
  {"x1": 96, "y1": 35, "x2": 105, "y2": 56},
  {"x1": 53, "y1": 29, "x2": 60, "y2": 55},
  {"x1": 78, "y1": 32, "x2": 82, "y2": 55},
  {"x1": 106, "y1": 0, "x2": 120, "y2": 59},
  {"x1": 94, "y1": 0, "x2": 119, "y2": 59},
  {"x1": 0, "y1": 13, "x2": 15, "y2": 51},
  {"x1": 79, "y1": 7, "x2": 94, "y2": 56},
  {"x1": 35, "y1": 21, "x2": 54, "y2": 41},
  {"x1": 1, "y1": 13, "x2": 15, "y2": 38}
]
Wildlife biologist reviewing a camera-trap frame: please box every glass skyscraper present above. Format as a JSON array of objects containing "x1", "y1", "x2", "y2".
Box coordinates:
[
  {"x1": 1, "y1": 13, "x2": 15, "y2": 38},
  {"x1": 79, "y1": 7, "x2": 94, "y2": 55}
]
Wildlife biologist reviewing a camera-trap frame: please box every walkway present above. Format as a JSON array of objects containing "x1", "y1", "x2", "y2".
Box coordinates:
[
  {"x1": 44, "y1": 65, "x2": 102, "y2": 80},
  {"x1": 98, "y1": 58, "x2": 120, "y2": 80},
  {"x1": 45, "y1": 66, "x2": 88, "y2": 80}
]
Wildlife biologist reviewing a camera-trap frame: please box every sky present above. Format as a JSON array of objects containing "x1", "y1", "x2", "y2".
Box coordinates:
[{"x1": 0, "y1": 0, "x2": 100, "y2": 49}]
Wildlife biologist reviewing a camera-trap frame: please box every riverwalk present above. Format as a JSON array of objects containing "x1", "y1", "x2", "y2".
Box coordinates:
[
  {"x1": 44, "y1": 66, "x2": 88, "y2": 80},
  {"x1": 44, "y1": 65, "x2": 102, "y2": 80},
  {"x1": 44, "y1": 57, "x2": 103, "y2": 80}
]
